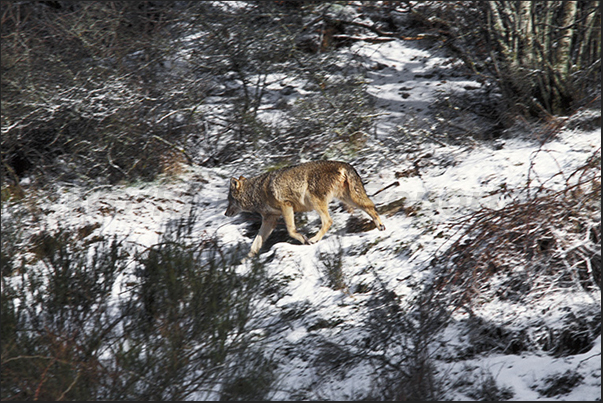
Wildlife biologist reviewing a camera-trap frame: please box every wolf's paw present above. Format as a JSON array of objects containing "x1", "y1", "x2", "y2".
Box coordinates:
[
  {"x1": 377, "y1": 224, "x2": 386, "y2": 231},
  {"x1": 307, "y1": 236, "x2": 318, "y2": 244}
]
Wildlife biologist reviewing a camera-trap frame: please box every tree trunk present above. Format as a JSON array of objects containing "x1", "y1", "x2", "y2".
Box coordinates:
[{"x1": 555, "y1": 1, "x2": 578, "y2": 77}]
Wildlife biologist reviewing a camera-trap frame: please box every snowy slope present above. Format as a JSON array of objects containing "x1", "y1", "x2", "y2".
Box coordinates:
[{"x1": 3, "y1": 26, "x2": 600, "y2": 401}]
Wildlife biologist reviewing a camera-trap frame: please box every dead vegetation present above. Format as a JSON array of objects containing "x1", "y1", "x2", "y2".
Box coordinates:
[
  {"x1": 433, "y1": 147, "x2": 600, "y2": 306},
  {"x1": 427, "y1": 145, "x2": 600, "y2": 360}
]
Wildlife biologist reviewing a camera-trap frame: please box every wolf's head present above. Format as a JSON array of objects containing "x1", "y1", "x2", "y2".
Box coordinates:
[{"x1": 225, "y1": 176, "x2": 246, "y2": 217}]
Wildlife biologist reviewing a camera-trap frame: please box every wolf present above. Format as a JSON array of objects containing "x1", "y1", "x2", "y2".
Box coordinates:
[{"x1": 225, "y1": 160, "x2": 385, "y2": 257}]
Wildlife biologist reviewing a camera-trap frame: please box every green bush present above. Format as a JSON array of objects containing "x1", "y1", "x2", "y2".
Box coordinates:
[
  {"x1": 1, "y1": 211, "x2": 279, "y2": 400},
  {"x1": 1, "y1": 229, "x2": 128, "y2": 401}
]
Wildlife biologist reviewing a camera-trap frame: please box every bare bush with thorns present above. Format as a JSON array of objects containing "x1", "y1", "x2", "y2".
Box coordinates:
[{"x1": 432, "y1": 148, "x2": 601, "y2": 310}]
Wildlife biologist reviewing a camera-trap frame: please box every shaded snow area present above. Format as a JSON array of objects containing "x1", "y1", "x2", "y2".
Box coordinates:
[{"x1": 3, "y1": 21, "x2": 600, "y2": 402}]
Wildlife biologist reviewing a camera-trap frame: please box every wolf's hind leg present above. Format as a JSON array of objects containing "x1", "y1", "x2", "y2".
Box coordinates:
[
  {"x1": 363, "y1": 205, "x2": 386, "y2": 231},
  {"x1": 341, "y1": 194, "x2": 386, "y2": 231},
  {"x1": 282, "y1": 203, "x2": 309, "y2": 245},
  {"x1": 308, "y1": 200, "x2": 333, "y2": 244}
]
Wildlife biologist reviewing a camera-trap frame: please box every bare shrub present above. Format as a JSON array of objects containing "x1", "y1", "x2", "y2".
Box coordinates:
[
  {"x1": 409, "y1": 2, "x2": 601, "y2": 117},
  {"x1": 1, "y1": 2, "x2": 204, "y2": 185},
  {"x1": 318, "y1": 237, "x2": 348, "y2": 291},
  {"x1": 188, "y1": 2, "x2": 376, "y2": 168},
  {"x1": 537, "y1": 370, "x2": 585, "y2": 397},
  {"x1": 429, "y1": 148, "x2": 601, "y2": 357},
  {"x1": 433, "y1": 149, "x2": 600, "y2": 304},
  {"x1": 279, "y1": 76, "x2": 374, "y2": 162},
  {"x1": 455, "y1": 367, "x2": 514, "y2": 401},
  {"x1": 362, "y1": 282, "x2": 449, "y2": 401}
]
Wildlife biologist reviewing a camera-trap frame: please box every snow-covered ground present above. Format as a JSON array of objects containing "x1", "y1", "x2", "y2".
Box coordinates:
[{"x1": 4, "y1": 27, "x2": 600, "y2": 401}]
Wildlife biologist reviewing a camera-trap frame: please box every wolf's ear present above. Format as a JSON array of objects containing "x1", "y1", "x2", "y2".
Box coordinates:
[
  {"x1": 238, "y1": 175, "x2": 246, "y2": 182},
  {"x1": 230, "y1": 177, "x2": 241, "y2": 190}
]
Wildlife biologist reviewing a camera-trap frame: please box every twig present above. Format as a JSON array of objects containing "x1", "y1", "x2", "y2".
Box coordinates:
[
  {"x1": 56, "y1": 371, "x2": 80, "y2": 401},
  {"x1": 371, "y1": 181, "x2": 399, "y2": 197},
  {"x1": 34, "y1": 358, "x2": 56, "y2": 401}
]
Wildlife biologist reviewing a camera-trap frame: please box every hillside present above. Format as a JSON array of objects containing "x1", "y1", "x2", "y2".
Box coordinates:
[{"x1": 2, "y1": 2, "x2": 600, "y2": 400}]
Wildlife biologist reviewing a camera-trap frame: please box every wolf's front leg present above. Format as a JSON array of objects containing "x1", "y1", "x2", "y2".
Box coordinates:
[{"x1": 248, "y1": 214, "x2": 278, "y2": 257}]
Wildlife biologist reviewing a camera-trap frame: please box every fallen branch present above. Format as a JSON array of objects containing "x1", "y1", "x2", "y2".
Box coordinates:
[
  {"x1": 332, "y1": 34, "x2": 395, "y2": 43},
  {"x1": 372, "y1": 181, "x2": 399, "y2": 197},
  {"x1": 337, "y1": 19, "x2": 435, "y2": 41}
]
